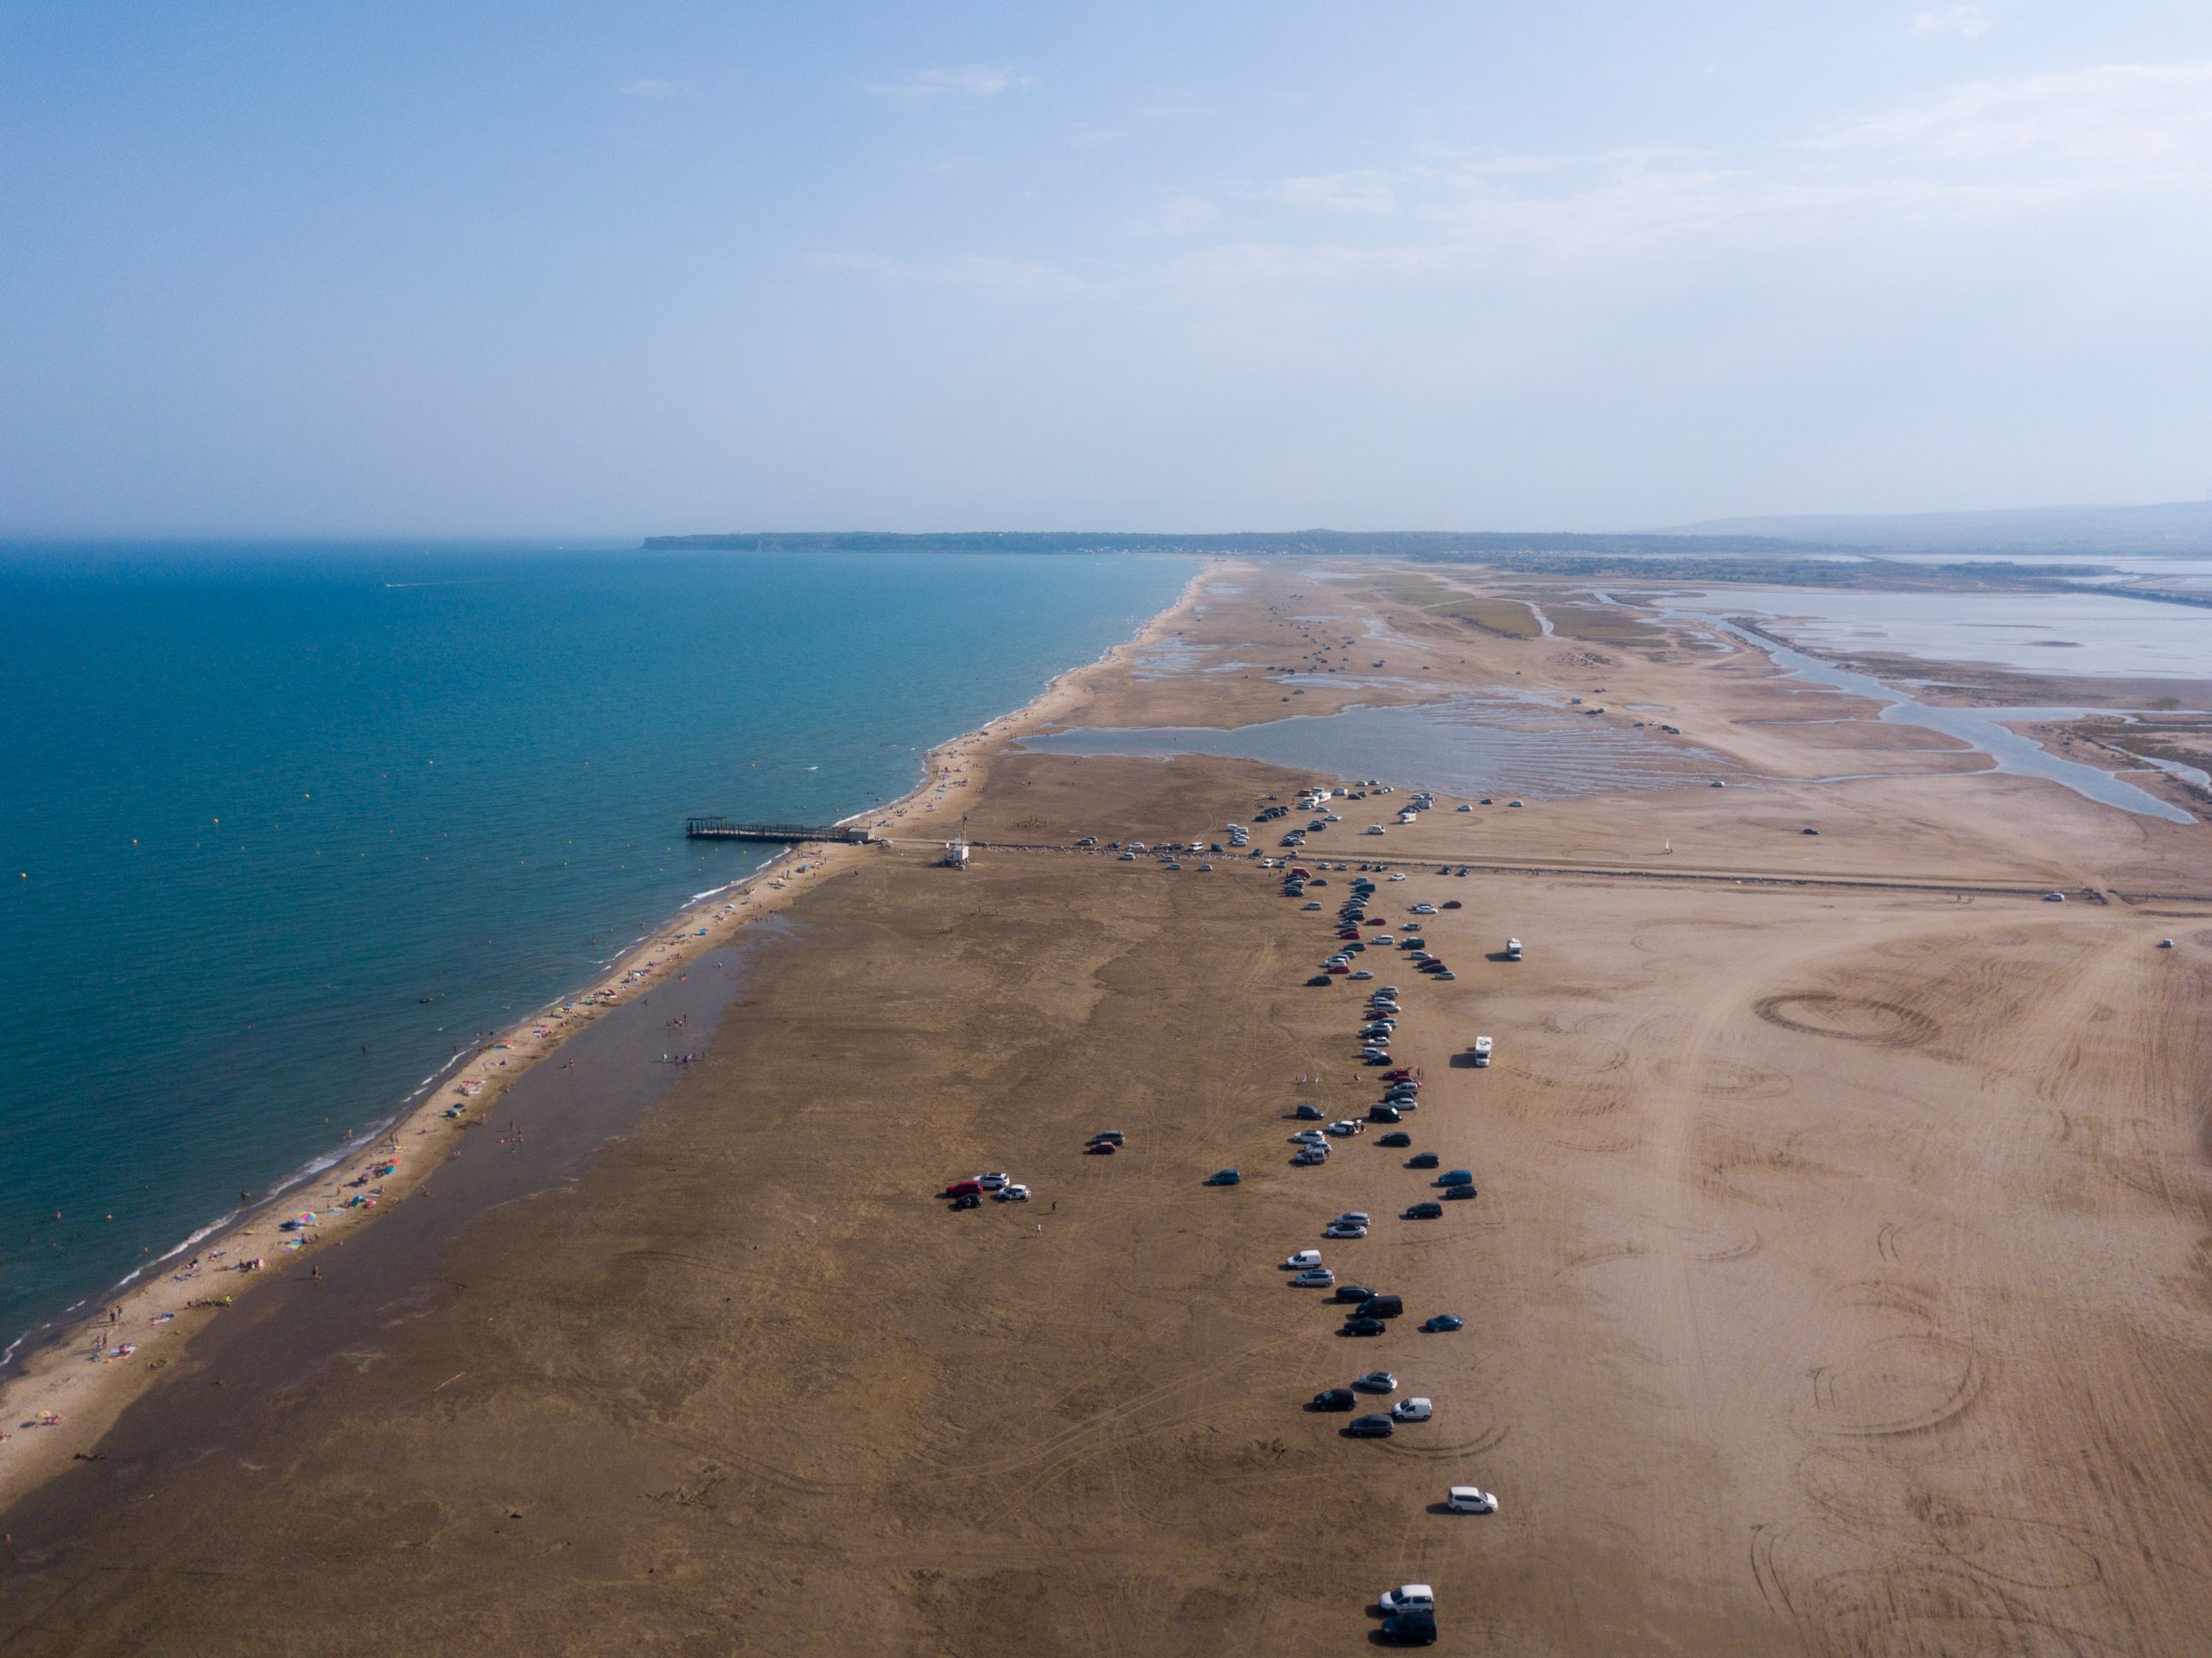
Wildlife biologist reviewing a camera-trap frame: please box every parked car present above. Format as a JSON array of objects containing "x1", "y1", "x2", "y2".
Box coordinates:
[
  {"x1": 1293, "y1": 1147, "x2": 1329, "y2": 1166},
  {"x1": 1444, "y1": 1184, "x2": 1477, "y2": 1201},
  {"x1": 1379, "y1": 1608, "x2": 1438, "y2": 1645},
  {"x1": 941, "y1": 1178, "x2": 984, "y2": 1198},
  {"x1": 1346, "y1": 1414, "x2": 1395, "y2": 1438},
  {"x1": 1408, "y1": 1153, "x2": 1440, "y2": 1170},
  {"x1": 1369, "y1": 1105, "x2": 1403, "y2": 1124},
  {"x1": 1343, "y1": 1316, "x2": 1387, "y2": 1337},
  {"x1": 1310, "y1": 1388, "x2": 1356, "y2": 1411},
  {"x1": 1379, "y1": 1585, "x2": 1434, "y2": 1614},
  {"x1": 1090, "y1": 1131, "x2": 1124, "y2": 1145},
  {"x1": 1204, "y1": 1169, "x2": 1242, "y2": 1186},
  {"x1": 1421, "y1": 1314, "x2": 1464, "y2": 1333},
  {"x1": 1332, "y1": 1283, "x2": 1376, "y2": 1304},
  {"x1": 1391, "y1": 1397, "x2": 1433, "y2": 1422},
  {"x1": 1306, "y1": 975, "x2": 1334, "y2": 987},
  {"x1": 1357, "y1": 1294, "x2": 1404, "y2": 1318},
  {"x1": 977, "y1": 1172, "x2": 1009, "y2": 1191},
  {"x1": 1323, "y1": 1222, "x2": 1368, "y2": 1239},
  {"x1": 1085, "y1": 1141, "x2": 1117, "y2": 1155},
  {"x1": 1291, "y1": 1267, "x2": 1335, "y2": 1288},
  {"x1": 1378, "y1": 1131, "x2": 1412, "y2": 1147},
  {"x1": 1437, "y1": 1169, "x2": 1474, "y2": 1187},
  {"x1": 1445, "y1": 1486, "x2": 1497, "y2": 1514},
  {"x1": 995, "y1": 1184, "x2": 1031, "y2": 1203},
  {"x1": 1350, "y1": 969, "x2": 1374, "y2": 981},
  {"x1": 1353, "y1": 1369, "x2": 1396, "y2": 1392},
  {"x1": 950, "y1": 1192, "x2": 982, "y2": 1210},
  {"x1": 1441, "y1": 899, "x2": 1462, "y2": 908},
  {"x1": 1325, "y1": 1120, "x2": 1363, "y2": 1137},
  {"x1": 1294, "y1": 1103, "x2": 1325, "y2": 1120}
]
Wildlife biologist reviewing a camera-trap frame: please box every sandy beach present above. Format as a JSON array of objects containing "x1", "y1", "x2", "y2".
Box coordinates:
[{"x1": 5, "y1": 557, "x2": 2212, "y2": 1655}]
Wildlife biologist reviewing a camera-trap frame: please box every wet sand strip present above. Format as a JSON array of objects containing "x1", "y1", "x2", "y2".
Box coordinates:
[{"x1": 0, "y1": 923, "x2": 788, "y2": 1553}]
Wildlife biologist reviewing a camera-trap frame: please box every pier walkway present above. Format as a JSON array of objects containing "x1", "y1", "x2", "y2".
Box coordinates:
[{"x1": 684, "y1": 816, "x2": 876, "y2": 845}]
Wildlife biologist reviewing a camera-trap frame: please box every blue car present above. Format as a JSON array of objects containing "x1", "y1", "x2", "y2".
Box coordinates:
[
  {"x1": 1205, "y1": 1169, "x2": 1243, "y2": 1186},
  {"x1": 1422, "y1": 1314, "x2": 1464, "y2": 1333},
  {"x1": 1437, "y1": 1168, "x2": 1475, "y2": 1187}
]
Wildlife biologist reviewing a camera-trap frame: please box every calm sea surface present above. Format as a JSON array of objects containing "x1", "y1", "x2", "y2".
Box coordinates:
[{"x1": 0, "y1": 543, "x2": 1192, "y2": 1351}]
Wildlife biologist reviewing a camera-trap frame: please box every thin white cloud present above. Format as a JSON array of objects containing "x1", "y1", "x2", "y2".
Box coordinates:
[
  {"x1": 1268, "y1": 170, "x2": 1400, "y2": 215},
  {"x1": 1815, "y1": 61, "x2": 2212, "y2": 166},
  {"x1": 816, "y1": 61, "x2": 2212, "y2": 303},
  {"x1": 1912, "y1": 6, "x2": 1992, "y2": 39},
  {"x1": 864, "y1": 65, "x2": 1033, "y2": 101},
  {"x1": 618, "y1": 78, "x2": 683, "y2": 98},
  {"x1": 1143, "y1": 195, "x2": 1221, "y2": 235}
]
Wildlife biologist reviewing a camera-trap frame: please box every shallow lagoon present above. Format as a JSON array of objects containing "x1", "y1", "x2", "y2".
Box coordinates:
[
  {"x1": 1027, "y1": 692, "x2": 1725, "y2": 800},
  {"x1": 1674, "y1": 587, "x2": 2212, "y2": 679}
]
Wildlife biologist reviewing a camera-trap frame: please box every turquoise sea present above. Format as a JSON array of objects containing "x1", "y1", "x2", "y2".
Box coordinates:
[{"x1": 0, "y1": 543, "x2": 1192, "y2": 1355}]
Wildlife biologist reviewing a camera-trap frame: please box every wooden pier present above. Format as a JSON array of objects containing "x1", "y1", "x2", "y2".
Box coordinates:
[{"x1": 684, "y1": 816, "x2": 875, "y2": 845}]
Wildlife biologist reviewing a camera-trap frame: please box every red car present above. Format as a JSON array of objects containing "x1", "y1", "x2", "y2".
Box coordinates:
[
  {"x1": 942, "y1": 1179, "x2": 984, "y2": 1198},
  {"x1": 1382, "y1": 1069, "x2": 1414, "y2": 1083},
  {"x1": 1325, "y1": 963, "x2": 1351, "y2": 975},
  {"x1": 1085, "y1": 1140, "x2": 1117, "y2": 1155}
]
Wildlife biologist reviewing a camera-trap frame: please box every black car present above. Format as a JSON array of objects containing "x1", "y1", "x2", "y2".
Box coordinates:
[
  {"x1": 1405, "y1": 1201, "x2": 1444, "y2": 1220},
  {"x1": 1380, "y1": 1608, "x2": 1438, "y2": 1645},
  {"x1": 1332, "y1": 1283, "x2": 1376, "y2": 1303},
  {"x1": 1377, "y1": 1131, "x2": 1412, "y2": 1147},
  {"x1": 952, "y1": 1193, "x2": 982, "y2": 1210},
  {"x1": 1343, "y1": 1316, "x2": 1387, "y2": 1337},
  {"x1": 1345, "y1": 1414, "x2": 1395, "y2": 1438},
  {"x1": 1408, "y1": 1152, "x2": 1440, "y2": 1169},
  {"x1": 1443, "y1": 1184, "x2": 1478, "y2": 1201},
  {"x1": 1368, "y1": 1104, "x2": 1402, "y2": 1124},
  {"x1": 1306, "y1": 975, "x2": 1335, "y2": 988},
  {"x1": 1310, "y1": 1388, "x2": 1356, "y2": 1411},
  {"x1": 1357, "y1": 1294, "x2": 1404, "y2": 1319}
]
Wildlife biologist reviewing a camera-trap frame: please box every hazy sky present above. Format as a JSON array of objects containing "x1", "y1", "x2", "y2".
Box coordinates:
[{"x1": 4, "y1": 3, "x2": 2209, "y2": 537}]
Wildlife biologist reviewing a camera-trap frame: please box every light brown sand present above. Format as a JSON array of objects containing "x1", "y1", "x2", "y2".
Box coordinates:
[{"x1": 4, "y1": 561, "x2": 2210, "y2": 1655}]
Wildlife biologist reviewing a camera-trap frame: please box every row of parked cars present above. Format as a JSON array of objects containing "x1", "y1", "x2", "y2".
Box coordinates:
[{"x1": 1279, "y1": 854, "x2": 1500, "y2": 1645}]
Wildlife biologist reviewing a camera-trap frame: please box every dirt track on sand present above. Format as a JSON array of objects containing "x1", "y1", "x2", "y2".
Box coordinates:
[{"x1": 6, "y1": 561, "x2": 2212, "y2": 1655}]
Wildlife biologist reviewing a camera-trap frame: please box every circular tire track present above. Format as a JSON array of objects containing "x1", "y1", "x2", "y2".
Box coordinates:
[{"x1": 1755, "y1": 992, "x2": 1939, "y2": 1049}]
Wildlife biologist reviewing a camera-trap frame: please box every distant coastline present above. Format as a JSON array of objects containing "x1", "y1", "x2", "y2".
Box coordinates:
[{"x1": 639, "y1": 528, "x2": 1835, "y2": 557}]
